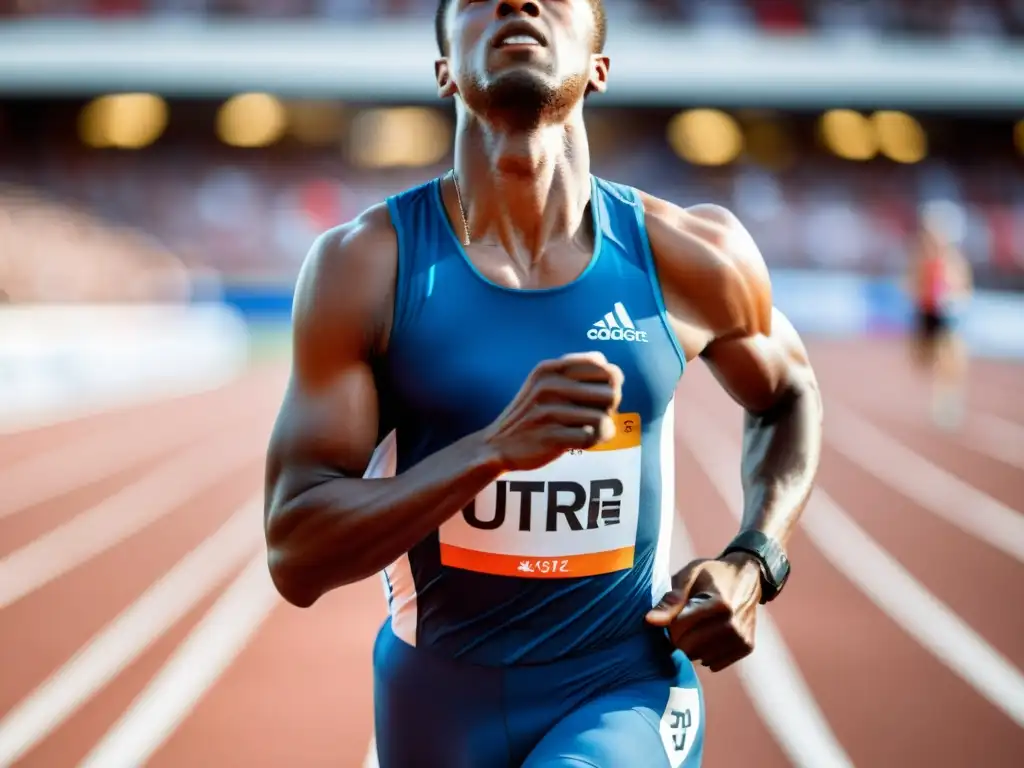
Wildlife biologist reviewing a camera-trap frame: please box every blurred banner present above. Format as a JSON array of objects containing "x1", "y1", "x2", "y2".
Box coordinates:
[
  {"x1": 770, "y1": 270, "x2": 1024, "y2": 359},
  {"x1": 0, "y1": 304, "x2": 250, "y2": 432},
  {"x1": 2, "y1": 21, "x2": 1024, "y2": 107}
]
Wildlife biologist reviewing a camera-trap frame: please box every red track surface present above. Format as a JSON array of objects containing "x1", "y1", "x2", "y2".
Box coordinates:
[{"x1": 0, "y1": 339, "x2": 1021, "y2": 767}]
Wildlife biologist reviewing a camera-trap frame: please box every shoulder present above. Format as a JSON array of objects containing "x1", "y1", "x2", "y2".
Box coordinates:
[
  {"x1": 292, "y1": 203, "x2": 398, "y2": 365},
  {"x1": 294, "y1": 203, "x2": 396, "y2": 309},
  {"x1": 636, "y1": 192, "x2": 772, "y2": 339}
]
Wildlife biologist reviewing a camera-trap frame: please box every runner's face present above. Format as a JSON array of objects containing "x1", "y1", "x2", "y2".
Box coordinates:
[{"x1": 438, "y1": 1, "x2": 606, "y2": 104}]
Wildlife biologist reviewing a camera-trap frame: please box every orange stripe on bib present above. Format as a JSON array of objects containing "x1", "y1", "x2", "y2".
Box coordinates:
[{"x1": 440, "y1": 544, "x2": 635, "y2": 578}]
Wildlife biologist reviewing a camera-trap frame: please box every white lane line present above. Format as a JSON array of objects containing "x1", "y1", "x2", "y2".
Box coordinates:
[
  {"x1": 0, "y1": 373, "x2": 242, "y2": 437},
  {"x1": 674, "y1": 448, "x2": 854, "y2": 767},
  {"x1": 0, "y1": 497, "x2": 262, "y2": 767},
  {"x1": 970, "y1": 412, "x2": 1024, "y2": 471},
  {"x1": 78, "y1": 553, "x2": 279, "y2": 768},
  {"x1": 822, "y1": 386, "x2": 1024, "y2": 472},
  {"x1": 682, "y1": 409, "x2": 1024, "y2": 729},
  {"x1": 0, "y1": 432, "x2": 263, "y2": 609},
  {"x1": 824, "y1": 403, "x2": 1024, "y2": 564},
  {"x1": 0, "y1": 396, "x2": 251, "y2": 522}
]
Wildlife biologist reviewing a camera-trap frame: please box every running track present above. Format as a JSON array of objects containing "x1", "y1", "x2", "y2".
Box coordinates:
[{"x1": 0, "y1": 338, "x2": 1021, "y2": 768}]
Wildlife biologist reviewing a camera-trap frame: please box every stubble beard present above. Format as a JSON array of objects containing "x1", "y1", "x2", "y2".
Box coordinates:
[{"x1": 463, "y1": 69, "x2": 587, "y2": 132}]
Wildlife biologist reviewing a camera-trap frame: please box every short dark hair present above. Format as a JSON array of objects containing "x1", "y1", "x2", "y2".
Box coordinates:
[{"x1": 435, "y1": 0, "x2": 607, "y2": 57}]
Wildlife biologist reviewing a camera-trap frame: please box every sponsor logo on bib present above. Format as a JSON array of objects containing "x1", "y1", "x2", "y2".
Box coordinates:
[{"x1": 439, "y1": 413, "x2": 642, "y2": 578}]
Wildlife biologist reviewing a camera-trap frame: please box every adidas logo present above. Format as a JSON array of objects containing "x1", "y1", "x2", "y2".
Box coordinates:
[{"x1": 587, "y1": 302, "x2": 649, "y2": 343}]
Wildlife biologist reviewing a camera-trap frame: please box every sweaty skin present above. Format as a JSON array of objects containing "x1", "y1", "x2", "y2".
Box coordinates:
[{"x1": 264, "y1": 0, "x2": 823, "y2": 674}]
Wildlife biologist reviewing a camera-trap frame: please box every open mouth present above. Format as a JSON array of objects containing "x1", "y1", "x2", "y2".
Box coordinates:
[{"x1": 492, "y1": 23, "x2": 547, "y2": 49}]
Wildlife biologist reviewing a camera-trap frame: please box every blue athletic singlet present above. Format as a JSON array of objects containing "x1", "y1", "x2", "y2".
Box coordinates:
[
  {"x1": 366, "y1": 176, "x2": 704, "y2": 768},
  {"x1": 368, "y1": 175, "x2": 688, "y2": 667}
]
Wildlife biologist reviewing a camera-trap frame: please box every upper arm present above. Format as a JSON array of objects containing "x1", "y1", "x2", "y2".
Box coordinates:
[
  {"x1": 641, "y1": 197, "x2": 817, "y2": 415},
  {"x1": 265, "y1": 205, "x2": 397, "y2": 514}
]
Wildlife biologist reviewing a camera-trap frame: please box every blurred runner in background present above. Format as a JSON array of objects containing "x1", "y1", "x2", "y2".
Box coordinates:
[{"x1": 907, "y1": 205, "x2": 973, "y2": 430}]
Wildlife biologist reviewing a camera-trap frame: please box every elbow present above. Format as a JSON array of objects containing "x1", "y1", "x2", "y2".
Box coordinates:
[
  {"x1": 264, "y1": 492, "x2": 372, "y2": 606},
  {"x1": 264, "y1": 499, "x2": 321, "y2": 609},
  {"x1": 266, "y1": 546, "x2": 319, "y2": 609},
  {"x1": 785, "y1": 363, "x2": 822, "y2": 423}
]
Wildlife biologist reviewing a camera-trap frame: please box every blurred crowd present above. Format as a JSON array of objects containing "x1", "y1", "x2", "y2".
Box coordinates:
[
  {"x1": 0, "y1": 183, "x2": 190, "y2": 304},
  {"x1": 6, "y1": 0, "x2": 1024, "y2": 38},
  {"x1": 2, "y1": 129, "x2": 1021, "y2": 304}
]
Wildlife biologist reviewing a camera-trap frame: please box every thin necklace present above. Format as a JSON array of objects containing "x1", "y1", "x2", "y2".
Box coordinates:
[{"x1": 450, "y1": 169, "x2": 470, "y2": 246}]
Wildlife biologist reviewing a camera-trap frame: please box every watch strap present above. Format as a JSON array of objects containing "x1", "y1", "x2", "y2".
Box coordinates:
[{"x1": 721, "y1": 530, "x2": 790, "y2": 604}]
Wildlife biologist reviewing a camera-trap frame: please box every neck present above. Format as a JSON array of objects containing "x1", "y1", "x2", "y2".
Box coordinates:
[{"x1": 453, "y1": 109, "x2": 592, "y2": 261}]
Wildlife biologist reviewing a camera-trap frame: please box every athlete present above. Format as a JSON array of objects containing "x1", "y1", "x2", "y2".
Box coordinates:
[
  {"x1": 906, "y1": 211, "x2": 972, "y2": 429},
  {"x1": 264, "y1": 1, "x2": 822, "y2": 766}
]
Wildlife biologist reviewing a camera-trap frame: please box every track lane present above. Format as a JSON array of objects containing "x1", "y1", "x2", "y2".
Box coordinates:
[
  {"x1": 806, "y1": 350, "x2": 1024, "y2": 665},
  {"x1": 13, "y1": 582, "x2": 234, "y2": 768},
  {"x1": 0, "y1": 464, "x2": 263, "y2": 721},
  {"x1": 806, "y1": 339, "x2": 1024, "y2": 422},
  {"x1": 0, "y1": 363, "x2": 280, "y2": 463},
  {"x1": 815, "y1": 447, "x2": 1024, "y2": 668},
  {"x1": 682, "y1": 364, "x2": 1024, "y2": 767},
  {"x1": 0, "y1": 368, "x2": 276, "y2": 524},
  {"x1": 0, "y1": 455, "x2": 177, "y2": 559},
  {"x1": 145, "y1": 577, "x2": 385, "y2": 768},
  {"x1": 692, "y1": 354, "x2": 1024, "y2": 667},
  {"x1": 813, "y1": 379, "x2": 1023, "y2": 509}
]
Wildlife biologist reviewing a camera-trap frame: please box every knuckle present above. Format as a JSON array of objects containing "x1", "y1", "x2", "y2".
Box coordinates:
[
  {"x1": 532, "y1": 373, "x2": 556, "y2": 393},
  {"x1": 533, "y1": 403, "x2": 557, "y2": 421},
  {"x1": 533, "y1": 359, "x2": 561, "y2": 378}
]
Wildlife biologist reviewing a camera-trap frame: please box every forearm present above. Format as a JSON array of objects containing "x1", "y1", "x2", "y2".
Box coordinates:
[
  {"x1": 266, "y1": 432, "x2": 502, "y2": 606},
  {"x1": 737, "y1": 379, "x2": 822, "y2": 548}
]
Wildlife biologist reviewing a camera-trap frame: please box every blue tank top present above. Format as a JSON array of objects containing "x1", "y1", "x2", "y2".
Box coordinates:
[{"x1": 367, "y1": 175, "x2": 687, "y2": 666}]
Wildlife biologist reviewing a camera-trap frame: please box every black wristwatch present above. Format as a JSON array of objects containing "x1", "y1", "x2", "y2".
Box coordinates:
[{"x1": 720, "y1": 530, "x2": 791, "y2": 605}]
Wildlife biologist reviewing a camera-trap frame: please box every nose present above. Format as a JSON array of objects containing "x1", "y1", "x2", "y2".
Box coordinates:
[{"x1": 497, "y1": 1, "x2": 540, "y2": 19}]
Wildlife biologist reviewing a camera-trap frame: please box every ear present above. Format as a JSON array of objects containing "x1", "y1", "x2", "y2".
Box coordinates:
[
  {"x1": 586, "y1": 54, "x2": 610, "y2": 96},
  {"x1": 435, "y1": 58, "x2": 458, "y2": 99}
]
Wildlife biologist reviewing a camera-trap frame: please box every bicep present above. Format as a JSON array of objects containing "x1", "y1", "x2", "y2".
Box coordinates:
[
  {"x1": 266, "y1": 360, "x2": 380, "y2": 505},
  {"x1": 265, "y1": 213, "x2": 395, "y2": 509},
  {"x1": 701, "y1": 307, "x2": 816, "y2": 415}
]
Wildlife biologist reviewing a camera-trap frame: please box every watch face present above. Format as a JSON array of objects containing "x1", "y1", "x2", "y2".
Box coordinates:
[
  {"x1": 774, "y1": 552, "x2": 791, "y2": 589},
  {"x1": 777, "y1": 551, "x2": 790, "y2": 577}
]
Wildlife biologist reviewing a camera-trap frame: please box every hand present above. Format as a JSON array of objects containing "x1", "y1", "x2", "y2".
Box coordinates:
[
  {"x1": 645, "y1": 553, "x2": 763, "y2": 672},
  {"x1": 482, "y1": 352, "x2": 624, "y2": 472}
]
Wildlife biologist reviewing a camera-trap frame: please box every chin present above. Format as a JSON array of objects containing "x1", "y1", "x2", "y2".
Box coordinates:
[
  {"x1": 488, "y1": 69, "x2": 555, "y2": 101},
  {"x1": 462, "y1": 68, "x2": 585, "y2": 127}
]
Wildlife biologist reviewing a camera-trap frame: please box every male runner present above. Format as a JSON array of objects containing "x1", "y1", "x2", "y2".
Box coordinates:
[
  {"x1": 906, "y1": 211, "x2": 972, "y2": 429},
  {"x1": 264, "y1": 1, "x2": 822, "y2": 766}
]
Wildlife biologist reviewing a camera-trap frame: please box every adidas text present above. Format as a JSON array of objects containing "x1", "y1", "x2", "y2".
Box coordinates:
[
  {"x1": 587, "y1": 327, "x2": 649, "y2": 343},
  {"x1": 588, "y1": 302, "x2": 649, "y2": 343}
]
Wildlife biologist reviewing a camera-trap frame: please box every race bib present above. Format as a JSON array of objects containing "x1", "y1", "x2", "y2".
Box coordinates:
[{"x1": 439, "y1": 413, "x2": 642, "y2": 579}]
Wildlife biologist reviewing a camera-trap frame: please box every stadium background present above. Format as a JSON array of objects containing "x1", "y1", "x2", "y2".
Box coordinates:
[{"x1": 1, "y1": 2, "x2": 1022, "y2": 767}]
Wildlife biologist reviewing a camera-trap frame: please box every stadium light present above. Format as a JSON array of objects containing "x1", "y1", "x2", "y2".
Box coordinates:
[
  {"x1": 819, "y1": 109, "x2": 877, "y2": 161},
  {"x1": 667, "y1": 109, "x2": 743, "y2": 167},
  {"x1": 217, "y1": 93, "x2": 287, "y2": 148},
  {"x1": 872, "y1": 111, "x2": 927, "y2": 163},
  {"x1": 287, "y1": 101, "x2": 346, "y2": 147},
  {"x1": 78, "y1": 93, "x2": 168, "y2": 150},
  {"x1": 348, "y1": 108, "x2": 450, "y2": 169},
  {"x1": 742, "y1": 117, "x2": 794, "y2": 170}
]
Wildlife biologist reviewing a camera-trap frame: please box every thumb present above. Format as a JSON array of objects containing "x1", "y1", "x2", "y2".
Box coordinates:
[
  {"x1": 645, "y1": 590, "x2": 687, "y2": 626},
  {"x1": 645, "y1": 560, "x2": 707, "y2": 626}
]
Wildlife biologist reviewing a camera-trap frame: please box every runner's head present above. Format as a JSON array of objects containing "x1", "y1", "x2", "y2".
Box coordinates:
[{"x1": 434, "y1": 0, "x2": 609, "y2": 126}]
